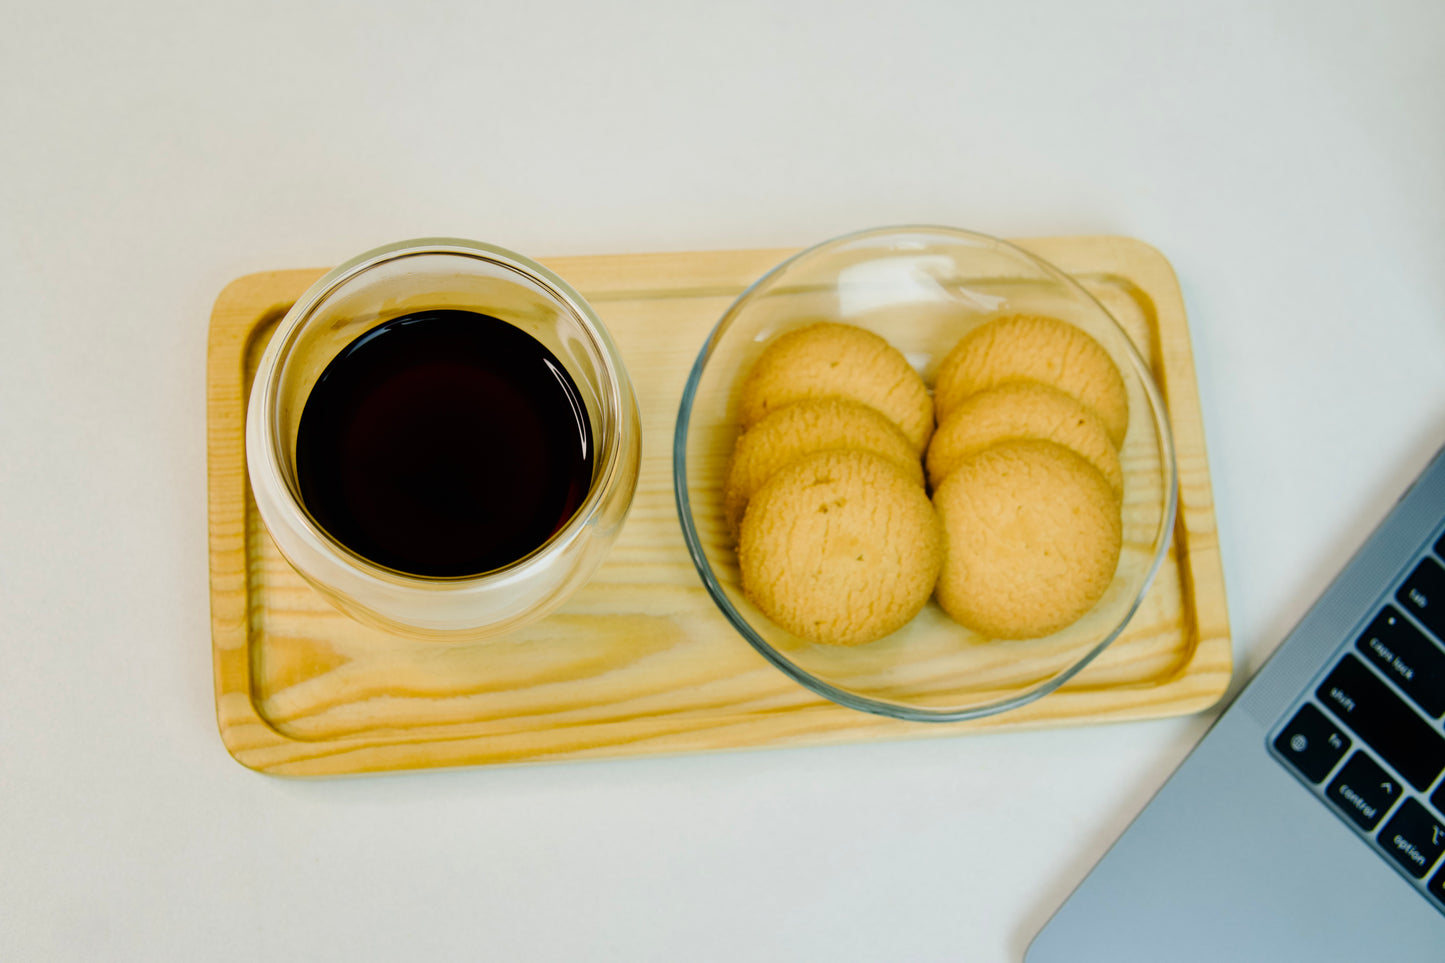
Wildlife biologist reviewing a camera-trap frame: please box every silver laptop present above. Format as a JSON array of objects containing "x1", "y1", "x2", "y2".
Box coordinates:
[{"x1": 1029, "y1": 444, "x2": 1445, "y2": 960}]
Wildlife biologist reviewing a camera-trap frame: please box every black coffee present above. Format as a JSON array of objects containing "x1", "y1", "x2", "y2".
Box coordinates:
[{"x1": 295, "y1": 309, "x2": 594, "y2": 578}]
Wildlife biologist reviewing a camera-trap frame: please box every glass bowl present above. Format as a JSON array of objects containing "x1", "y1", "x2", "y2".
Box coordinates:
[
  {"x1": 673, "y1": 226, "x2": 1177, "y2": 721},
  {"x1": 247, "y1": 238, "x2": 641, "y2": 641}
]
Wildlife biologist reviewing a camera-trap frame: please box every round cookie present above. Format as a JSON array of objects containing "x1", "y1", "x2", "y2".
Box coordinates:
[
  {"x1": 932, "y1": 315, "x2": 1129, "y2": 446},
  {"x1": 933, "y1": 439, "x2": 1122, "y2": 640},
  {"x1": 724, "y1": 398, "x2": 924, "y2": 534},
  {"x1": 737, "y1": 322, "x2": 933, "y2": 451},
  {"x1": 925, "y1": 382, "x2": 1123, "y2": 496},
  {"x1": 738, "y1": 450, "x2": 943, "y2": 646}
]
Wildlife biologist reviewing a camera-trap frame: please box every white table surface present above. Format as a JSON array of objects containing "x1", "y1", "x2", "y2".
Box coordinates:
[{"x1": 3, "y1": 2, "x2": 1444, "y2": 959}]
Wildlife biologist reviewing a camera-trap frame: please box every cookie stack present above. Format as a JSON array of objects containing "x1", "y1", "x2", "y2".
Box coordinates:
[
  {"x1": 927, "y1": 316, "x2": 1126, "y2": 639},
  {"x1": 726, "y1": 323, "x2": 942, "y2": 646},
  {"x1": 724, "y1": 315, "x2": 1129, "y2": 647}
]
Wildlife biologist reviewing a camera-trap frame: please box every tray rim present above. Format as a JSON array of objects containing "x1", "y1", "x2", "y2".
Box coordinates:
[{"x1": 207, "y1": 236, "x2": 1232, "y2": 776}]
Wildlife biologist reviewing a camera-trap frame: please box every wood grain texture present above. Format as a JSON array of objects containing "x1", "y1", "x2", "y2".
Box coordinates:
[{"x1": 207, "y1": 238, "x2": 1231, "y2": 776}]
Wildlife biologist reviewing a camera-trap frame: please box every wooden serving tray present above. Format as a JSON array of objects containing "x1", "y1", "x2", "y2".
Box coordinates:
[{"x1": 208, "y1": 237, "x2": 1230, "y2": 776}]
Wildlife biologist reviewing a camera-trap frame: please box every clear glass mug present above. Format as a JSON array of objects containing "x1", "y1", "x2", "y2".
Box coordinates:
[{"x1": 245, "y1": 238, "x2": 641, "y2": 640}]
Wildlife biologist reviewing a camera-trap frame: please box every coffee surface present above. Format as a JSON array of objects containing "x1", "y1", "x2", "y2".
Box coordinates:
[{"x1": 295, "y1": 309, "x2": 593, "y2": 578}]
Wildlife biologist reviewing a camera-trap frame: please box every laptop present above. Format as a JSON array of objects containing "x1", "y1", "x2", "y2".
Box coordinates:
[{"x1": 1028, "y1": 444, "x2": 1445, "y2": 960}]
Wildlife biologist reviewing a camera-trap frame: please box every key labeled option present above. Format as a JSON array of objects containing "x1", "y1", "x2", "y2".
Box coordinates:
[
  {"x1": 1378, "y1": 798, "x2": 1445, "y2": 879},
  {"x1": 1273, "y1": 703, "x2": 1350, "y2": 783},
  {"x1": 1327, "y1": 751, "x2": 1401, "y2": 831},
  {"x1": 1356, "y1": 606, "x2": 1445, "y2": 718}
]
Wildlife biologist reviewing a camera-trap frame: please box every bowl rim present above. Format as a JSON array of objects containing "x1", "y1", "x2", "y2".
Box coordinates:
[{"x1": 671, "y1": 224, "x2": 1180, "y2": 722}]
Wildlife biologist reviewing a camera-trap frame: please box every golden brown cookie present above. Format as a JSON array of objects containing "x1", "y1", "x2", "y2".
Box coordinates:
[
  {"x1": 925, "y1": 382, "x2": 1123, "y2": 496},
  {"x1": 738, "y1": 450, "x2": 943, "y2": 646},
  {"x1": 932, "y1": 315, "x2": 1129, "y2": 446},
  {"x1": 933, "y1": 439, "x2": 1122, "y2": 639},
  {"x1": 737, "y1": 322, "x2": 933, "y2": 451},
  {"x1": 724, "y1": 398, "x2": 924, "y2": 534}
]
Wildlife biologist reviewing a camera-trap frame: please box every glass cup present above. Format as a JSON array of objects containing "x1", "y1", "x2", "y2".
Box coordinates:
[{"x1": 245, "y1": 238, "x2": 641, "y2": 640}]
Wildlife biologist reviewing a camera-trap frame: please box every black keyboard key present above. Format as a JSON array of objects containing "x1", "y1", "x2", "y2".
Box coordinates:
[
  {"x1": 1431, "y1": 864, "x2": 1445, "y2": 909},
  {"x1": 1317, "y1": 655, "x2": 1445, "y2": 791},
  {"x1": 1398, "y1": 557, "x2": 1445, "y2": 642},
  {"x1": 1355, "y1": 606, "x2": 1445, "y2": 718},
  {"x1": 1327, "y1": 751, "x2": 1402, "y2": 831},
  {"x1": 1433, "y1": 778, "x2": 1445, "y2": 815},
  {"x1": 1379, "y1": 798, "x2": 1445, "y2": 879},
  {"x1": 1274, "y1": 703, "x2": 1350, "y2": 782}
]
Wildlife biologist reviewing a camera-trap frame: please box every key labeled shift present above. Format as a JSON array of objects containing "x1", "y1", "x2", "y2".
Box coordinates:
[{"x1": 1317, "y1": 655, "x2": 1445, "y2": 791}]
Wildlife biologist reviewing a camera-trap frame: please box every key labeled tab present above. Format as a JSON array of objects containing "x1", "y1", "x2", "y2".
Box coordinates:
[
  {"x1": 1378, "y1": 798, "x2": 1445, "y2": 879},
  {"x1": 1273, "y1": 703, "x2": 1350, "y2": 783},
  {"x1": 1317, "y1": 655, "x2": 1445, "y2": 791},
  {"x1": 1398, "y1": 556, "x2": 1445, "y2": 642}
]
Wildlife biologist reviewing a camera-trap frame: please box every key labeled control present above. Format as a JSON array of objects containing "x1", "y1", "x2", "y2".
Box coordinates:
[
  {"x1": 1327, "y1": 752, "x2": 1401, "y2": 831},
  {"x1": 1274, "y1": 703, "x2": 1350, "y2": 783}
]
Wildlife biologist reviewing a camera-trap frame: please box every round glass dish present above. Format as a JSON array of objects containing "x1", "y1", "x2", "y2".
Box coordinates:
[
  {"x1": 247, "y1": 238, "x2": 641, "y2": 641},
  {"x1": 673, "y1": 226, "x2": 1177, "y2": 721}
]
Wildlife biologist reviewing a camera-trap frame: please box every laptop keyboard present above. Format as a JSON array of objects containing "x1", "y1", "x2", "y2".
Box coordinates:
[{"x1": 1271, "y1": 532, "x2": 1445, "y2": 914}]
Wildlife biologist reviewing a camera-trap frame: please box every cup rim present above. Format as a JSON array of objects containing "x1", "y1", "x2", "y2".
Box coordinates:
[
  {"x1": 247, "y1": 237, "x2": 633, "y2": 590},
  {"x1": 671, "y1": 224, "x2": 1180, "y2": 722}
]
